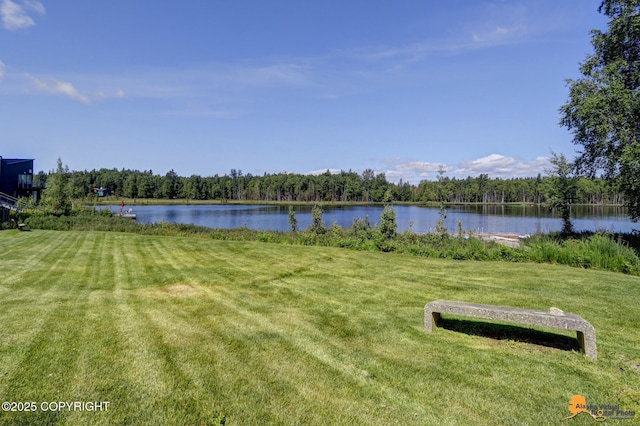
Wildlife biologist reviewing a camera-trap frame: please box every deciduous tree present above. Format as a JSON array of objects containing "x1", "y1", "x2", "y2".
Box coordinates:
[{"x1": 560, "y1": 0, "x2": 640, "y2": 221}]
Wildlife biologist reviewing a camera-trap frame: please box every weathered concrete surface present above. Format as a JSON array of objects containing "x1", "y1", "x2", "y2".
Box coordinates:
[
  {"x1": 424, "y1": 300, "x2": 597, "y2": 360},
  {"x1": 474, "y1": 233, "x2": 527, "y2": 248}
]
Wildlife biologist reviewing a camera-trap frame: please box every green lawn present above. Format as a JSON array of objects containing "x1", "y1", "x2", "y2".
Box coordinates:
[{"x1": 0, "y1": 230, "x2": 638, "y2": 425}]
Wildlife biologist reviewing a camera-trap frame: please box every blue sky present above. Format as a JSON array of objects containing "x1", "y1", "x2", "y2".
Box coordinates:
[{"x1": 1, "y1": 0, "x2": 607, "y2": 183}]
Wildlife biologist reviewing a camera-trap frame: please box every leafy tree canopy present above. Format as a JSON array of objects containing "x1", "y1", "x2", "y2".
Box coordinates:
[{"x1": 560, "y1": 0, "x2": 640, "y2": 220}]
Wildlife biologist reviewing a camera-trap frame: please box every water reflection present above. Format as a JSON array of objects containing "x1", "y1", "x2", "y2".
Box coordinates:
[{"x1": 101, "y1": 204, "x2": 638, "y2": 234}]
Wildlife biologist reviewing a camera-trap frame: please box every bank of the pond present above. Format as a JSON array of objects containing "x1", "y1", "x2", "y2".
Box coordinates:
[
  {"x1": 18, "y1": 211, "x2": 640, "y2": 275},
  {"x1": 87, "y1": 197, "x2": 628, "y2": 208},
  {"x1": 91, "y1": 203, "x2": 637, "y2": 235}
]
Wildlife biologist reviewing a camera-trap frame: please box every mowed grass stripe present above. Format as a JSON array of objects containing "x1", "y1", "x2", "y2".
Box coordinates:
[
  {"x1": 124, "y1": 239, "x2": 447, "y2": 422},
  {"x1": 0, "y1": 232, "x2": 102, "y2": 424},
  {"x1": 0, "y1": 230, "x2": 639, "y2": 425},
  {"x1": 108, "y1": 234, "x2": 214, "y2": 423},
  {"x1": 0, "y1": 231, "x2": 81, "y2": 292},
  {"x1": 64, "y1": 234, "x2": 137, "y2": 425},
  {"x1": 127, "y1": 240, "x2": 383, "y2": 422},
  {"x1": 138, "y1": 285, "x2": 391, "y2": 424},
  {"x1": 0, "y1": 232, "x2": 100, "y2": 402}
]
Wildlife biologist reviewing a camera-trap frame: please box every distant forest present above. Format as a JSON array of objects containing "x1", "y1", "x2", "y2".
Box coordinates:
[{"x1": 35, "y1": 168, "x2": 625, "y2": 205}]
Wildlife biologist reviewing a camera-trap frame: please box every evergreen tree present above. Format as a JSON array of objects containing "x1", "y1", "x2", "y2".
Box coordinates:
[
  {"x1": 288, "y1": 206, "x2": 298, "y2": 232},
  {"x1": 42, "y1": 158, "x2": 73, "y2": 215},
  {"x1": 309, "y1": 204, "x2": 326, "y2": 234},
  {"x1": 545, "y1": 152, "x2": 578, "y2": 234},
  {"x1": 379, "y1": 205, "x2": 397, "y2": 239}
]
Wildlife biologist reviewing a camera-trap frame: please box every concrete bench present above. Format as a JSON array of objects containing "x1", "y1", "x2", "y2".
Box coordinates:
[{"x1": 424, "y1": 300, "x2": 597, "y2": 360}]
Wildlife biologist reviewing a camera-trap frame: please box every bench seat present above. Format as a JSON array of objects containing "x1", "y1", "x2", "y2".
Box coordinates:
[{"x1": 424, "y1": 300, "x2": 597, "y2": 360}]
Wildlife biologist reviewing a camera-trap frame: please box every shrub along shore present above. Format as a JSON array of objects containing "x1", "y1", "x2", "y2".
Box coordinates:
[{"x1": 11, "y1": 206, "x2": 640, "y2": 276}]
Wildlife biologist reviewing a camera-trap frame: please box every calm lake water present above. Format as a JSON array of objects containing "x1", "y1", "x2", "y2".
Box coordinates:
[{"x1": 104, "y1": 204, "x2": 639, "y2": 234}]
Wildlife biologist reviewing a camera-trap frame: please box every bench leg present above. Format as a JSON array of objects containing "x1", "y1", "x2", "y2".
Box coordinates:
[
  {"x1": 577, "y1": 330, "x2": 597, "y2": 361},
  {"x1": 424, "y1": 310, "x2": 441, "y2": 332}
]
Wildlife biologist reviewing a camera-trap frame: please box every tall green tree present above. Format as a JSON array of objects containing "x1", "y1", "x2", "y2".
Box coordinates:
[
  {"x1": 560, "y1": 0, "x2": 640, "y2": 221},
  {"x1": 42, "y1": 158, "x2": 73, "y2": 215},
  {"x1": 545, "y1": 152, "x2": 578, "y2": 234},
  {"x1": 379, "y1": 205, "x2": 397, "y2": 239},
  {"x1": 162, "y1": 169, "x2": 180, "y2": 199},
  {"x1": 435, "y1": 167, "x2": 449, "y2": 235},
  {"x1": 287, "y1": 206, "x2": 298, "y2": 232},
  {"x1": 123, "y1": 173, "x2": 137, "y2": 198},
  {"x1": 309, "y1": 204, "x2": 326, "y2": 234}
]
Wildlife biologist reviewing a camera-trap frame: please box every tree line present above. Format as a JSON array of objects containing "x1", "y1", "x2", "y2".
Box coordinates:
[
  {"x1": 35, "y1": 166, "x2": 626, "y2": 205},
  {"x1": 31, "y1": 1, "x2": 640, "y2": 224}
]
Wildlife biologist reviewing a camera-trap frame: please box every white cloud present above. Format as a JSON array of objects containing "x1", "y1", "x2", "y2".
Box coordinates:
[
  {"x1": 306, "y1": 168, "x2": 341, "y2": 176},
  {"x1": 84, "y1": 62, "x2": 312, "y2": 102},
  {"x1": 27, "y1": 75, "x2": 91, "y2": 104},
  {"x1": 472, "y1": 24, "x2": 527, "y2": 44},
  {"x1": 512, "y1": 156, "x2": 550, "y2": 176},
  {"x1": 0, "y1": 61, "x2": 5, "y2": 83},
  {"x1": 383, "y1": 154, "x2": 551, "y2": 184},
  {"x1": 457, "y1": 154, "x2": 516, "y2": 174},
  {"x1": 19, "y1": 73, "x2": 128, "y2": 104},
  {"x1": 381, "y1": 160, "x2": 448, "y2": 183},
  {"x1": 469, "y1": 2, "x2": 528, "y2": 46},
  {"x1": 384, "y1": 170, "x2": 405, "y2": 181},
  {"x1": 396, "y1": 161, "x2": 446, "y2": 174},
  {"x1": 22, "y1": 0, "x2": 44, "y2": 14},
  {"x1": 353, "y1": 5, "x2": 531, "y2": 64},
  {"x1": 1, "y1": 0, "x2": 44, "y2": 31},
  {"x1": 453, "y1": 154, "x2": 549, "y2": 178}
]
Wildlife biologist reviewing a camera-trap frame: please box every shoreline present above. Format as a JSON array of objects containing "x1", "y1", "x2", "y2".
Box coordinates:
[{"x1": 84, "y1": 197, "x2": 628, "y2": 209}]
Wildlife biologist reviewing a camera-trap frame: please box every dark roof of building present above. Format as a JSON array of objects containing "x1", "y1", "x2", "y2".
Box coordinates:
[{"x1": 1, "y1": 158, "x2": 35, "y2": 163}]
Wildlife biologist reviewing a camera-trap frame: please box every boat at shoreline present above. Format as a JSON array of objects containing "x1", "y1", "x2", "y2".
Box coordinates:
[{"x1": 118, "y1": 207, "x2": 136, "y2": 219}]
